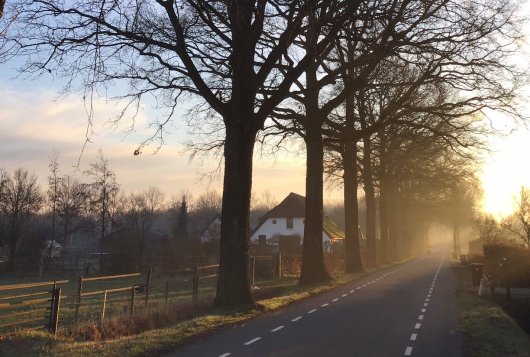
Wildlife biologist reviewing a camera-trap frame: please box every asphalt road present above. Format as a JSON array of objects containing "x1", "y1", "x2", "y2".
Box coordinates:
[{"x1": 166, "y1": 250, "x2": 461, "y2": 357}]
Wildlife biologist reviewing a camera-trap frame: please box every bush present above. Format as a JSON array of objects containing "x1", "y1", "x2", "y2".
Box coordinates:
[{"x1": 483, "y1": 243, "x2": 530, "y2": 288}]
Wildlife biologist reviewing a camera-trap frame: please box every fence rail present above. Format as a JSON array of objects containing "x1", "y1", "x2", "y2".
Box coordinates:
[
  {"x1": 0, "y1": 253, "x2": 321, "y2": 336},
  {"x1": 0, "y1": 280, "x2": 69, "y2": 291},
  {"x1": 0, "y1": 279, "x2": 68, "y2": 335}
]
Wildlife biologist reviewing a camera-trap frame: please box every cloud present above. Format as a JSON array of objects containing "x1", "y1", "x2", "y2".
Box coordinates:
[{"x1": 0, "y1": 81, "x2": 317, "y2": 201}]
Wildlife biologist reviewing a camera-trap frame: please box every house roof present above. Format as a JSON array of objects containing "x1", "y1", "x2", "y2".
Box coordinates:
[
  {"x1": 323, "y1": 216, "x2": 345, "y2": 240},
  {"x1": 254, "y1": 192, "x2": 344, "y2": 240},
  {"x1": 259, "y1": 192, "x2": 306, "y2": 221},
  {"x1": 199, "y1": 213, "x2": 221, "y2": 237}
]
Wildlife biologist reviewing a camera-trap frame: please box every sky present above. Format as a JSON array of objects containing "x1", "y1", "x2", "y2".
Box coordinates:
[
  {"x1": 2, "y1": 72, "x2": 528, "y2": 214},
  {"x1": 480, "y1": 129, "x2": 530, "y2": 218},
  {"x1": 0, "y1": 74, "x2": 310, "y2": 203},
  {"x1": 1, "y1": 6, "x2": 530, "y2": 213}
]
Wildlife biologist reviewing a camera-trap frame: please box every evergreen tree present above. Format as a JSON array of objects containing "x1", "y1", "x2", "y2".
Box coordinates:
[{"x1": 175, "y1": 196, "x2": 189, "y2": 242}]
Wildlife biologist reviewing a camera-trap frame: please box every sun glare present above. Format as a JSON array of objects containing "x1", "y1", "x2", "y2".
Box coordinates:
[{"x1": 480, "y1": 129, "x2": 530, "y2": 219}]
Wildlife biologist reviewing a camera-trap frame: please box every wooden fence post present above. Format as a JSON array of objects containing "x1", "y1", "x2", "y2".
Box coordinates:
[
  {"x1": 48, "y1": 281, "x2": 57, "y2": 329},
  {"x1": 51, "y1": 288, "x2": 61, "y2": 336},
  {"x1": 101, "y1": 290, "x2": 108, "y2": 327},
  {"x1": 130, "y1": 285, "x2": 136, "y2": 318},
  {"x1": 145, "y1": 267, "x2": 152, "y2": 307},
  {"x1": 192, "y1": 266, "x2": 198, "y2": 306},
  {"x1": 75, "y1": 276, "x2": 84, "y2": 325}
]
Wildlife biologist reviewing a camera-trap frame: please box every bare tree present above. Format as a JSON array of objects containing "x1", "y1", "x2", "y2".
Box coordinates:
[
  {"x1": 56, "y1": 175, "x2": 89, "y2": 246},
  {"x1": 503, "y1": 187, "x2": 530, "y2": 247},
  {"x1": 46, "y1": 151, "x2": 60, "y2": 263},
  {"x1": 85, "y1": 149, "x2": 120, "y2": 271},
  {"x1": 188, "y1": 190, "x2": 222, "y2": 240},
  {"x1": 0, "y1": 168, "x2": 43, "y2": 272},
  {"x1": 1, "y1": 0, "x2": 367, "y2": 307},
  {"x1": 332, "y1": 0, "x2": 524, "y2": 266},
  {"x1": 473, "y1": 214, "x2": 503, "y2": 243},
  {"x1": 250, "y1": 190, "x2": 278, "y2": 225},
  {"x1": 122, "y1": 186, "x2": 166, "y2": 268}
]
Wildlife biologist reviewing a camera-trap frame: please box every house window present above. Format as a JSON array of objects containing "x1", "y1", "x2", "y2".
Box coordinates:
[
  {"x1": 286, "y1": 218, "x2": 293, "y2": 229},
  {"x1": 258, "y1": 235, "x2": 267, "y2": 245}
]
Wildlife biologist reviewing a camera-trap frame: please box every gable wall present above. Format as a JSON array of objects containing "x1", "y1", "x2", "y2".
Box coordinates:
[{"x1": 250, "y1": 217, "x2": 331, "y2": 243}]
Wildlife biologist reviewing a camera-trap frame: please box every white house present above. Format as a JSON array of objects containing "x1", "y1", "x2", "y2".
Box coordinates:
[
  {"x1": 250, "y1": 192, "x2": 344, "y2": 252},
  {"x1": 199, "y1": 214, "x2": 221, "y2": 244}
]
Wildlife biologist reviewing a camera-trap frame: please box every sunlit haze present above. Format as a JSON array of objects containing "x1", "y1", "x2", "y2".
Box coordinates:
[{"x1": 480, "y1": 128, "x2": 530, "y2": 219}]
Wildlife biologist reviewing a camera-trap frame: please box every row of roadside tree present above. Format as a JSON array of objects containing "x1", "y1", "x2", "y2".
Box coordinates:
[{"x1": 1, "y1": 0, "x2": 527, "y2": 307}]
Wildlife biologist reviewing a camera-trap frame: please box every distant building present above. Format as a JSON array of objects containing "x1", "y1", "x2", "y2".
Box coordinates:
[
  {"x1": 199, "y1": 214, "x2": 221, "y2": 244},
  {"x1": 43, "y1": 240, "x2": 63, "y2": 258},
  {"x1": 250, "y1": 192, "x2": 344, "y2": 253}
]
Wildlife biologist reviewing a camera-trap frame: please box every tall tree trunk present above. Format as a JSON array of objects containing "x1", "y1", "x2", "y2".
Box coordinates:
[
  {"x1": 400, "y1": 203, "x2": 412, "y2": 259},
  {"x1": 343, "y1": 142, "x2": 364, "y2": 273},
  {"x1": 386, "y1": 182, "x2": 397, "y2": 262},
  {"x1": 362, "y1": 134, "x2": 377, "y2": 267},
  {"x1": 48, "y1": 200, "x2": 56, "y2": 266},
  {"x1": 379, "y1": 175, "x2": 390, "y2": 265},
  {"x1": 299, "y1": 17, "x2": 329, "y2": 284},
  {"x1": 213, "y1": 3, "x2": 259, "y2": 307},
  {"x1": 300, "y1": 123, "x2": 330, "y2": 285},
  {"x1": 378, "y1": 129, "x2": 389, "y2": 265},
  {"x1": 213, "y1": 121, "x2": 256, "y2": 308}
]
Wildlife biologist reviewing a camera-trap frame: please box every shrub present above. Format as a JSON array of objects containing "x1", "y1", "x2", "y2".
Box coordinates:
[{"x1": 483, "y1": 243, "x2": 530, "y2": 288}]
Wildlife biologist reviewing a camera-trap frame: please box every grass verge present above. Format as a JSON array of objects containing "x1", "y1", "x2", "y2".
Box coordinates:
[
  {"x1": 0, "y1": 267, "x2": 389, "y2": 356},
  {"x1": 453, "y1": 263, "x2": 530, "y2": 357}
]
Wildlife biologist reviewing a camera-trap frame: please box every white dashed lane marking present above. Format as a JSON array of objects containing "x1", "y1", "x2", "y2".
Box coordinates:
[
  {"x1": 216, "y1": 262, "x2": 423, "y2": 357},
  {"x1": 415, "y1": 323, "x2": 421, "y2": 329},
  {"x1": 410, "y1": 333, "x2": 417, "y2": 341},
  {"x1": 244, "y1": 337, "x2": 261, "y2": 346}
]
